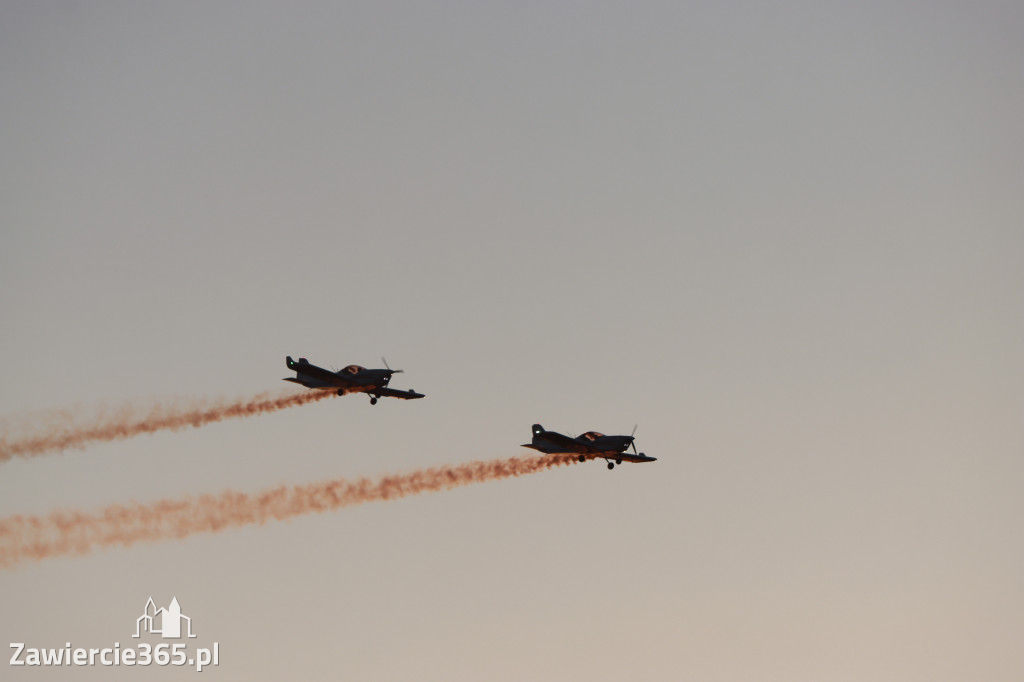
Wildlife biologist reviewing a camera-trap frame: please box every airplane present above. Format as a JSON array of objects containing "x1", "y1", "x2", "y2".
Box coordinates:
[
  {"x1": 521, "y1": 423, "x2": 656, "y2": 470},
  {"x1": 283, "y1": 356, "x2": 425, "y2": 405}
]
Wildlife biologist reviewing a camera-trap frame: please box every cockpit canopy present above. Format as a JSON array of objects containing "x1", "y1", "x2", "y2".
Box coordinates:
[
  {"x1": 580, "y1": 431, "x2": 605, "y2": 441},
  {"x1": 341, "y1": 365, "x2": 365, "y2": 375}
]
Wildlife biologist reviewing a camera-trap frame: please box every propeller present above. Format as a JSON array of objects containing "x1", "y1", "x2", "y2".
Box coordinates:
[
  {"x1": 381, "y1": 357, "x2": 404, "y2": 373},
  {"x1": 630, "y1": 424, "x2": 639, "y2": 454}
]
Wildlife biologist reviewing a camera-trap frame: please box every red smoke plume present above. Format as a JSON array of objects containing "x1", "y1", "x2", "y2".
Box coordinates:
[
  {"x1": 0, "y1": 390, "x2": 335, "y2": 463},
  {"x1": 0, "y1": 454, "x2": 577, "y2": 568}
]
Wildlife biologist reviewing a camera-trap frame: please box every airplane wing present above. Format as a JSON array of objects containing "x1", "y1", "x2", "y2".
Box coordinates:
[
  {"x1": 571, "y1": 451, "x2": 657, "y2": 463},
  {"x1": 374, "y1": 387, "x2": 426, "y2": 400},
  {"x1": 616, "y1": 453, "x2": 657, "y2": 463}
]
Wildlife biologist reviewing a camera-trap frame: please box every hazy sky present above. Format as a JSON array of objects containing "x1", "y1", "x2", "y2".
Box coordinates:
[{"x1": 2, "y1": 2, "x2": 1022, "y2": 680}]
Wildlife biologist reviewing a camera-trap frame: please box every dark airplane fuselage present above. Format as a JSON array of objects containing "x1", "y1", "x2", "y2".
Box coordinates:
[
  {"x1": 529, "y1": 433, "x2": 633, "y2": 455},
  {"x1": 284, "y1": 359, "x2": 393, "y2": 392}
]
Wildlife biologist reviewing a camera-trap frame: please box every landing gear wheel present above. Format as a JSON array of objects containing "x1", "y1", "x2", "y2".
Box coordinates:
[
  {"x1": 337, "y1": 389, "x2": 344, "y2": 396},
  {"x1": 578, "y1": 455, "x2": 586, "y2": 463},
  {"x1": 616, "y1": 459, "x2": 622, "y2": 465},
  {"x1": 370, "y1": 397, "x2": 378, "y2": 405},
  {"x1": 607, "y1": 462, "x2": 615, "y2": 470}
]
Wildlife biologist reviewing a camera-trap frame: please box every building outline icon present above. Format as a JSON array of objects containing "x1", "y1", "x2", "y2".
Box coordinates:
[{"x1": 133, "y1": 597, "x2": 197, "y2": 639}]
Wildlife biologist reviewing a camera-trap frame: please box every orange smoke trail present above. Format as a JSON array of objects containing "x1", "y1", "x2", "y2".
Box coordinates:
[
  {"x1": 0, "y1": 390, "x2": 335, "y2": 463},
  {"x1": 0, "y1": 454, "x2": 577, "y2": 568}
]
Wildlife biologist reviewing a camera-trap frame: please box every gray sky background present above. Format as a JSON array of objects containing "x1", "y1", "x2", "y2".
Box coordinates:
[{"x1": 1, "y1": 2, "x2": 1022, "y2": 680}]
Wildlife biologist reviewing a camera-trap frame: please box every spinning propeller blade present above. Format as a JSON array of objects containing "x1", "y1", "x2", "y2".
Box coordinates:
[{"x1": 382, "y1": 357, "x2": 404, "y2": 373}]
